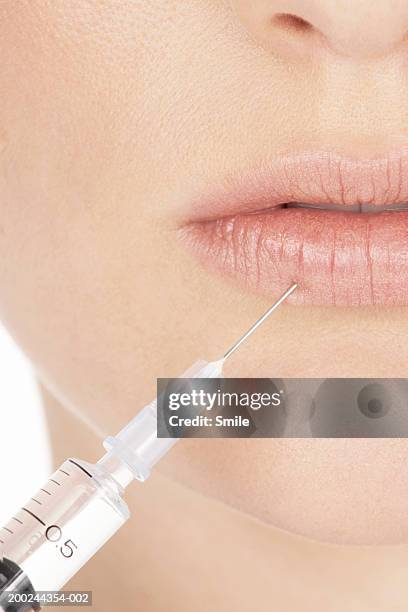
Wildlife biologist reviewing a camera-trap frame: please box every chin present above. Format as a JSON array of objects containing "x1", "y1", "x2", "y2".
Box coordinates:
[{"x1": 159, "y1": 438, "x2": 408, "y2": 545}]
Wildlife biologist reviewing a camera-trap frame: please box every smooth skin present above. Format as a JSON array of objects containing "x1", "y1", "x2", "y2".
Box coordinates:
[{"x1": 2, "y1": 1, "x2": 408, "y2": 609}]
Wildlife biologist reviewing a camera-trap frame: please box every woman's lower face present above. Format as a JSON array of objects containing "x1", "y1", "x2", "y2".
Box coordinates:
[{"x1": 1, "y1": 0, "x2": 408, "y2": 547}]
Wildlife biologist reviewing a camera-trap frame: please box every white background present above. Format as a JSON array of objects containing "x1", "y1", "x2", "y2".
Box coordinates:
[{"x1": 0, "y1": 323, "x2": 51, "y2": 525}]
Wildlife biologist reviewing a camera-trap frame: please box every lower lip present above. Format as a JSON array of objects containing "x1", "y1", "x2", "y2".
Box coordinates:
[{"x1": 180, "y1": 208, "x2": 408, "y2": 306}]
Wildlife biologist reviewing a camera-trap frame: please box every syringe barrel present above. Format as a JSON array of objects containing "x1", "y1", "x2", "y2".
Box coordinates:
[{"x1": 0, "y1": 458, "x2": 129, "y2": 599}]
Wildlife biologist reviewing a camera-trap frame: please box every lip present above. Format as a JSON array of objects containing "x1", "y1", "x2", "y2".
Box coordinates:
[{"x1": 179, "y1": 151, "x2": 408, "y2": 306}]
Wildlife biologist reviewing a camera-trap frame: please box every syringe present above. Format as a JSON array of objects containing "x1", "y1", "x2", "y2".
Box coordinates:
[{"x1": 0, "y1": 283, "x2": 297, "y2": 610}]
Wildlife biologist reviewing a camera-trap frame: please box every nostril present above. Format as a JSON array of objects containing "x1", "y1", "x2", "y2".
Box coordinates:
[{"x1": 272, "y1": 13, "x2": 314, "y2": 34}]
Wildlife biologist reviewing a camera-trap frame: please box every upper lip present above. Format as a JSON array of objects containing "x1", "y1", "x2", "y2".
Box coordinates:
[{"x1": 185, "y1": 150, "x2": 408, "y2": 222}]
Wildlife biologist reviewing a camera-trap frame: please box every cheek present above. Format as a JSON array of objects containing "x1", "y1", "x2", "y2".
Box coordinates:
[{"x1": 159, "y1": 438, "x2": 408, "y2": 545}]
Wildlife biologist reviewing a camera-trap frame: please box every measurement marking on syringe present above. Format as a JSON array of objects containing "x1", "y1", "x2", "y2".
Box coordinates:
[
  {"x1": 12, "y1": 517, "x2": 23, "y2": 525},
  {"x1": 22, "y1": 507, "x2": 46, "y2": 526},
  {"x1": 59, "y1": 469, "x2": 71, "y2": 476},
  {"x1": 68, "y1": 459, "x2": 93, "y2": 478},
  {"x1": 50, "y1": 479, "x2": 61, "y2": 486},
  {"x1": 2, "y1": 527, "x2": 13, "y2": 535},
  {"x1": 31, "y1": 498, "x2": 42, "y2": 505},
  {"x1": 41, "y1": 488, "x2": 51, "y2": 495}
]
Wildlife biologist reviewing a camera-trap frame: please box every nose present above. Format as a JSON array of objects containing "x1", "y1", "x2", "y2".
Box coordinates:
[{"x1": 232, "y1": 0, "x2": 408, "y2": 59}]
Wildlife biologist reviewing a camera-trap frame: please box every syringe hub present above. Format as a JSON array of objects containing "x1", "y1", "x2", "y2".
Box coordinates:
[{"x1": 100, "y1": 359, "x2": 224, "y2": 484}]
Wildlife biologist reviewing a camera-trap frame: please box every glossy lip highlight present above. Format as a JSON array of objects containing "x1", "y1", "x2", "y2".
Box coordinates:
[{"x1": 179, "y1": 151, "x2": 408, "y2": 306}]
